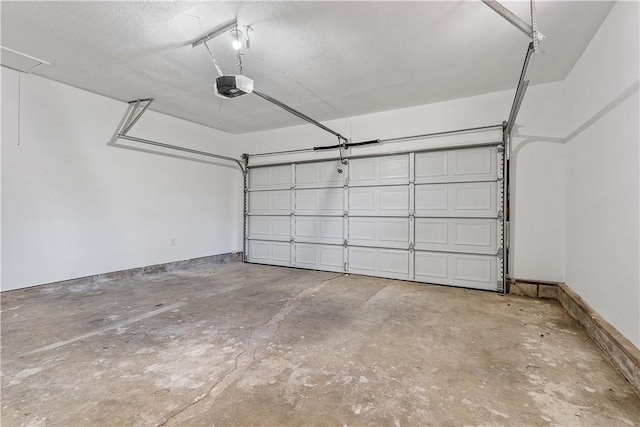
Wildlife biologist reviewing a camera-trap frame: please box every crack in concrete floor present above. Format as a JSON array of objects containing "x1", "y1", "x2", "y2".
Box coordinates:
[{"x1": 159, "y1": 274, "x2": 343, "y2": 426}]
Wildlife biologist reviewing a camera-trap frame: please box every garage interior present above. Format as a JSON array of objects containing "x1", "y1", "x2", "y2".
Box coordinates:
[{"x1": 1, "y1": 1, "x2": 639, "y2": 426}]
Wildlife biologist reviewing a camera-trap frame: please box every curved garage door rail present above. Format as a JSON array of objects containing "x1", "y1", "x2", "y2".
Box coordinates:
[{"x1": 245, "y1": 144, "x2": 505, "y2": 292}]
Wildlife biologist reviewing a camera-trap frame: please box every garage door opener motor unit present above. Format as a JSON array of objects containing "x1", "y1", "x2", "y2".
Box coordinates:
[{"x1": 215, "y1": 75, "x2": 254, "y2": 99}]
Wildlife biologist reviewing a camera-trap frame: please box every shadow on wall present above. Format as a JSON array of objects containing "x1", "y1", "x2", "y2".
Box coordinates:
[
  {"x1": 513, "y1": 80, "x2": 639, "y2": 156},
  {"x1": 106, "y1": 99, "x2": 244, "y2": 172},
  {"x1": 508, "y1": 79, "x2": 639, "y2": 278},
  {"x1": 107, "y1": 140, "x2": 243, "y2": 172}
]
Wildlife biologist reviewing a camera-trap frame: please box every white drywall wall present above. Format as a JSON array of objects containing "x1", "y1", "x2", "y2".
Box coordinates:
[
  {"x1": 564, "y1": 2, "x2": 640, "y2": 347},
  {"x1": 235, "y1": 81, "x2": 568, "y2": 284},
  {"x1": 1, "y1": 68, "x2": 244, "y2": 291},
  {"x1": 510, "y1": 81, "x2": 568, "y2": 283}
]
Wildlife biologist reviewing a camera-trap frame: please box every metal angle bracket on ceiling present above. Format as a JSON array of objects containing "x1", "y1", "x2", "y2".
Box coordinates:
[
  {"x1": 108, "y1": 98, "x2": 245, "y2": 171},
  {"x1": 192, "y1": 20, "x2": 238, "y2": 48},
  {"x1": 120, "y1": 98, "x2": 154, "y2": 136},
  {"x1": 481, "y1": 0, "x2": 544, "y2": 51},
  {"x1": 0, "y1": 45, "x2": 51, "y2": 73}
]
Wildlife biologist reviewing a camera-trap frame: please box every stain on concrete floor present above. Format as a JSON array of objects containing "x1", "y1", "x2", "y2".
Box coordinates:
[{"x1": 1, "y1": 262, "x2": 639, "y2": 426}]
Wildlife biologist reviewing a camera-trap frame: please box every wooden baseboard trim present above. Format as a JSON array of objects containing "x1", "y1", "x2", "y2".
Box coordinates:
[
  {"x1": 509, "y1": 278, "x2": 559, "y2": 299},
  {"x1": 510, "y1": 279, "x2": 640, "y2": 394},
  {"x1": 1, "y1": 252, "x2": 244, "y2": 294}
]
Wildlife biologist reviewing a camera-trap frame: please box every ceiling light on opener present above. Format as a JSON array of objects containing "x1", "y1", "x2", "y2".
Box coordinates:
[{"x1": 231, "y1": 26, "x2": 243, "y2": 50}]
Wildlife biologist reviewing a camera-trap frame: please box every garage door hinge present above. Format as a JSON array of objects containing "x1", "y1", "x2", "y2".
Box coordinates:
[
  {"x1": 344, "y1": 210, "x2": 349, "y2": 218},
  {"x1": 291, "y1": 211, "x2": 296, "y2": 216},
  {"x1": 497, "y1": 247, "x2": 504, "y2": 260},
  {"x1": 409, "y1": 243, "x2": 415, "y2": 252},
  {"x1": 497, "y1": 210, "x2": 504, "y2": 221},
  {"x1": 344, "y1": 262, "x2": 348, "y2": 272},
  {"x1": 343, "y1": 239, "x2": 348, "y2": 248}
]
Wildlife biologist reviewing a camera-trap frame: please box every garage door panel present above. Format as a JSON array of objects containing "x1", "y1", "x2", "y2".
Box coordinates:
[
  {"x1": 415, "y1": 219, "x2": 448, "y2": 246},
  {"x1": 349, "y1": 155, "x2": 409, "y2": 186},
  {"x1": 348, "y1": 217, "x2": 409, "y2": 248},
  {"x1": 454, "y1": 148, "x2": 495, "y2": 177},
  {"x1": 247, "y1": 240, "x2": 292, "y2": 266},
  {"x1": 296, "y1": 188, "x2": 344, "y2": 215},
  {"x1": 272, "y1": 243, "x2": 292, "y2": 265},
  {"x1": 415, "y1": 218, "x2": 497, "y2": 254},
  {"x1": 295, "y1": 216, "x2": 343, "y2": 244},
  {"x1": 381, "y1": 187, "x2": 410, "y2": 211},
  {"x1": 248, "y1": 216, "x2": 291, "y2": 241},
  {"x1": 249, "y1": 190, "x2": 291, "y2": 215},
  {"x1": 245, "y1": 145, "x2": 503, "y2": 292},
  {"x1": 415, "y1": 152, "x2": 448, "y2": 180},
  {"x1": 249, "y1": 216, "x2": 271, "y2": 236},
  {"x1": 349, "y1": 186, "x2": 409, "y2": 216},
  {"x1": 249, "y1": 165, "x2": 292, "y2": 190},
  {"x1": 414, "y1": 187, "x2": 448, "y2": 212},
  {"x1": 453, "y1": 220, "x2": 496, "y2": 250},
  {"x1": 381, "y1": 250, "x2": 410, "y2": 275},
  {"x1": 454, "y1": 183, "x2": 495, "y2": 211},
  {"x1": 413, "y1": 252, "x2": 448, "y2": 279},
  {"x1": 415, "y1": 182, "x2": 497, "y2": 217},
  {"x1": 296, "y1": 161, "x2": 344, "y2": 188},
  {"x1": 415, "y1": 251, "x2": 497, "y2": 290},
  {"x1": 415, "y1": 147, "x2": 497, "y2": 184},
  {"x1": 295, "y1": 243, "x2": 344, "y2": 272},
  {"x1": 349, "y1": 188, "x2": 375, "y2": 211},
  {"x1": 452, "y1": 255, "x2": 493, "y2": 283},
  {"x1": 348, "y1": 247, "x2": 410, "y2": 280}
]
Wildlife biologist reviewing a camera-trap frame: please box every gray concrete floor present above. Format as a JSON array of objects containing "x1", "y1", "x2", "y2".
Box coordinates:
[{"x1": 1, "y1": 262, "x2": 639, "y2": 427}]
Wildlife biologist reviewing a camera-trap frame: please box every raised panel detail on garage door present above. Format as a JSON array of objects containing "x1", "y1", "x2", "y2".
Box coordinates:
[
  {"x1": 248, "y1": 216, "x2": 291, "y2": 241},
  {"x1": 415, "y1": 182, "x2": 497, "y2": 217},
  {"x1": 349, "y1": 155, "x2": 409, "y2": 186},
  {"x1": 295, "y1": 243, "x2": 344, "y2": 272},
  {"x1": 245, "y1": 144, "x2": 503, "y2": 292},
  {"x1": 247, "y1": 240, "x2": 292, "y2": 266},
  {"x1": 415, "y1": 147, "x2": 497, "y2": 184},
  {"x1": 295, "y1": 216, "x2": 343, "y2": 245},
  {"x1": 349, "y1": 186, "x2": 409, "y2": 216},
  {"x1": 415, "y1": 218, "x2": 496, "y2": 254},
  {"x1": 295, "y1": 188, "x2": 344, "y2": 216},
  {"x1": 348, "y1": 247, "x2": 410, "y2": 280},
  {"x1": 414, "y1": 251, "x2": 496, "y2": 290},
  {"x1": 296, "y1": 161, "x2": 345, "y2": 188},
  {"x1": 348, "y1": 217, "x2": 409, "y2": 249},
  {"x1": 249, "y1": 190, "x2": 291, "y2": 215},
  {"x1": 249, "y1": 165, "x2": 291, "y2": 190}
]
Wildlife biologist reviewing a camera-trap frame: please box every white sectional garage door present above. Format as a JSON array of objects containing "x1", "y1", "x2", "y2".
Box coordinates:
[{"x1": 245, "y1": 144, "x2": 504, "y2": 291}]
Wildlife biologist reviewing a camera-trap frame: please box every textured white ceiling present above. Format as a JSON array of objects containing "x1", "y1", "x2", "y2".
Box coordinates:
[{"x1": 1, "y1": 1, "x2": 613, "y2": 133}]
